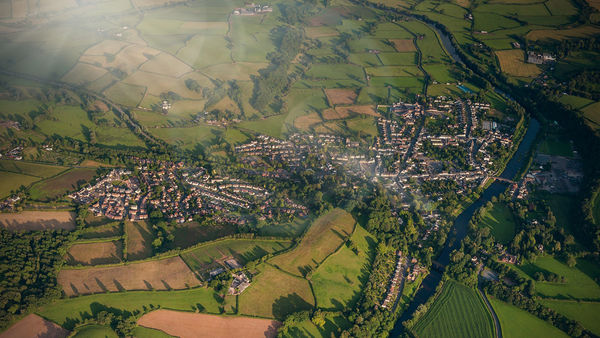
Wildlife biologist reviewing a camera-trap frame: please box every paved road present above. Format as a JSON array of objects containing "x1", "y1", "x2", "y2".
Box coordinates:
[{"x1": 478, "y1": 270, "x2": 502, "y2": 338}]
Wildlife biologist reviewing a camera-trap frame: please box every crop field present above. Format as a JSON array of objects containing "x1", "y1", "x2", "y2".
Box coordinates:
[
  {"x1": 166, "y1": 222, "x2": 237, "y2": 250},
  {"x1": 413, "y1": 280, "x2": 494, "y2": 338},
  {"x1": 479, "y1": 203, "x2": 516, "y2": 244},
  {"x1": 181, "y1": 239, "x2": 291, "y2": 277},
  {"x1": 513, "y1": 255, "x2": 600, "y2": 299},
  {"x1": 138, "y1": 310, "x2": 281, "y2": 338},
  {"x1": 0, "y1": 171, "x2": 42, "y2": 198},
  {"x1": 0, "y1": 211, "x2": 76, "y2": 231},
  {"x1": 390, "y1": 39, "x2": 417, "y2": 52},
  {"x1": 311, "y1": 225, "x2": 376, "y2": 310},
  {"x1": 335, "y1": 105, "x2": 380, "y2": 117},
  {"x1": 65, "y1": 240, "x2": 123, "y2": 266},
  {"x1": 0, "y1": 314, "x2": 69, "y2": 338},
  {"x1": 37, "y1": 287, "x2": 221, "y2": 330},
  {"x1": 489, "y1": 297, "x2": 568, "y2": 337},
  {"x1": 269, "y1": 208, "x2": 355, "y2": 277},
  {"x1": 238, "y1": 264, "x2": 314, "y2": 319},
  {"x1": 495, "y1": 49, "x2": 541, "y2": 77},
  {"x1": 58, "y1": 256, "x2": 200, "y2": 296},
  {"x1": 125, "y1": 221, "x2": 154, "y2": 261},
  {"x1": 29, "y1": 168, "x2": 96, "y2": 201},
  {"x1": 325, "y1": 88, "x2": 358, "y2": 105},
  {"x1": 542, "y1": 300, "x2": 600, "y2": 335}
]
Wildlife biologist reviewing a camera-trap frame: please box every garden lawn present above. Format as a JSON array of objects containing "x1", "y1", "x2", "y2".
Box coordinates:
[
  {"x1": 37, "y1": 288, "x2": 221, "y2": 330},
  {"x1": 479, "y1": 203, "x2": 516, "y2": 244},
  {"x1": 489, "y1": 297, "x2": 568, "y2": 337},
  {"x1": 311, "y1": 225, "x2": 376, "y2": 310},
  {"x1": 413, "y1": 280, "x2": 494, "y2": 338},
  {"x1": 542, "y1": 300, "x2": 600, "y2": 335}
]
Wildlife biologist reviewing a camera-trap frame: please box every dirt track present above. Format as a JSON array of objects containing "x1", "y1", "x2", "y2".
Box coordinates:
[{"x1": 138, "y1": 310, "x2": 281, "y2": 338}]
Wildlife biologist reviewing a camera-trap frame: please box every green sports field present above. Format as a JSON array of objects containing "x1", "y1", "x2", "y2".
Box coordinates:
[{"x1": 413, "y1": 280, "x2": 495, "y2": 338}]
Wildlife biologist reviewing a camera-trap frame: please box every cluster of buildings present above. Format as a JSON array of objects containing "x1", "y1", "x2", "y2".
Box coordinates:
[
  {"x1": 381, "y1": 251, "x2": 404, "y2": 309},
  {"x1": 69, "y1": 159, "x2": 307, "y2": 224},
  {"x1": 1, "y1": 146, "x2": 23, "y2": 160},
  {"x1": 527, "y1": 51, "x2": 556, "y2": 65},
  {"x1": 232, "y1": 3, "x2": 272, "y2": 15}
]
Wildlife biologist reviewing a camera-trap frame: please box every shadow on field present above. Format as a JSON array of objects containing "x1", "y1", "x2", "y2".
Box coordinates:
[{"x1": 272, "y1": 293, "x2": 313, "y2": 321}]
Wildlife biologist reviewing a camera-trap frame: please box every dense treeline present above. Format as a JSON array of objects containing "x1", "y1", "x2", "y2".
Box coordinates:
[{"x1": 0, "y1": 229, "x2": 72, "y2": 327}]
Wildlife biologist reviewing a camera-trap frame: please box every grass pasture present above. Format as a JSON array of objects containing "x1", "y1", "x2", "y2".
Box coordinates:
[
  {"x1": 335, "y1": 105, "x2": 380, "y2": 117},
  {"x1": 238, "y1": 264, "x2": 314, "y2": 320},
  {"x1": 325, "y1": 88, "x2": 358, "y2": 105},
  {"x1": 269, "y1": 208, "x2": 355, "y2": 277},
  {"x1": 377, "y1": 52, "x2": 418, "y2": 66},
  {"x1": 542, "y1": 300, "x2": 600, "y2": 335},
  {"x1": 526, "y1": 25, "x2": 600, "y2": 41},
  {"x1": 29, "y1": 168, "x2": 97, "y2": 201},
  {"x1": 413, "y1": 280, "x2": 494, "y2": 338},
  {"x1": 306, "y1": 64, "x2": 365, "y2": 82},
  {"x1": 181, "y1": 239, "x2": 291, "y2": 278},
  {"x1": 495, "y1": 49, "x2": 541, "y2": 77},
  {"x1": 0, "y1": 171, "x2": 42, "y2": 198},
  {"x1": 311, "y1": 225, "x2": 376, "y2": 310},
  {"x1": 79, "y1": 222, "x2": 122, "y2": 239},
  {"x1": 489, "y1": 297, "x2": 568, "y2": 337},
  {"x1": 125, "y1": 221, "x2": 154, "y2": 260},
  {"x1": 72, "y1": 324, "x2": 118, "y2": 338},
  {"x1": 582, "y1": 102, "x2": 600, "y2": 132},
  {"x1": 257, "y1": 216, "x2": 313, "y2": 237},
  {"x1": 65, "y1": 240, "x2": 123, "y2": 266},
  {"x1": 479, "y1": 203, "x2": 516, "y2": 244},
  {"x1": 558, "y1": 95, "x2": 594, "y2": 110},
  {"x1": 294, "y1": 113, "x2": 322, "y2": 131},
  {"x1": 166, "y1": 222, "x2": 237, "y2": 250},
  {"x1": 58, "y1": 256, "x2": 200, "y2": 296},
  {"x1": 37, "y1": 287, "x2": 221, "y2": 330}
]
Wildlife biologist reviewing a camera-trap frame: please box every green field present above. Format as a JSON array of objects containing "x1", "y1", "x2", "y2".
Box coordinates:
[
  {"x1": 558, "y1": 95, "x2": 594, "y2": 110},
  {"x1": 489, "y1": 297, "x2": 568, "y2": 337},
  {"x1": 537, "y1": 133, "x2": 574, "y2": 157},
  {"x1": 513, "y1": 255, "x2": 600, "y2": 300},
  {"x1": 479, "y1": 203, "x2": 516, "y2": 244},
  {"x1": 0, "y1": 171, "x2": 42, "y2": 198},
  {"x1": 413, "y1": 280, "x2": 494, "y2": 338},
  {"x1": 72, "y1": 324, "x2": 118, "y2": 338},
  {"x1": 281, "y1": 313, "x2": 351, "y2": 337},
  {"x1": 37, "y1": 288, "x2": 221, "y2": 330},
  {"x1": 166, "y1": 222, "x2": 237, "y2": 250},
  {"x1": 29, "y1": 168, "x2": 97, "y2": 201},
  {"x1": 181, "y1": 239, "x2": 292, "y2": 275},
  {"x1": 311, "y1": 225, "x2": 376, "y2": 310},
  {"x1": 542, "y1": 300, "x2": 600, "y2": 335},
  {"x1": 269, "y1": 208, "x2": 356, "y2": 277},
  {"x1": 0, "y1": 160, "x2": 67, "y2": 178},
  {"x1": 257, "y1": 216, "x2": 313, "y2": 237},
  {"x1": 238, "y1": 264, "x2": 314, "y2": 320}
]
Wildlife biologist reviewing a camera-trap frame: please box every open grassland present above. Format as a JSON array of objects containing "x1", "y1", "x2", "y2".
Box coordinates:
[
  {"x1": 181, "y1": 239, "x2": 291, "y2": 276},
  {"x1": 537, "y1": 133, "x2": 574, "y2": 157},
  {"x1": 366, "y1": 65, "x2": 422, "y2": 77},
  {"x1": 526, "y1": 25, "x2": 600, "y2": 41},
  {"x1": 257, "y1": 216, "x2": 313, "y2": 237},
  {"x1": 238, "y1": 264, "x2": 314, "y2": 320},
  {"x1": 479, "y1": 203, "x2": 516, "y2": 244},
  {"x1": 0, "y1": 160, "x2": 67, "y2": 178},
  {"x1": 345, "y1": 116, "x2": 378, "y2": 137},
  {"x1": 325, "y1": 88, "x2": 358, "y2": 105},
  {"x1": 495, "y1": 50, "x2": 541, "y2": 77},
  {"x1": 166, "y1": 222, "x2": 237, "y2": 250},
  {"x1": 133, "y1": 326, "x2": 175, "y2": 338},
  {"x1": 29, "y1": 168, "x2": 96, "y2": 201},
  {"x1": 512, "y1": 255, "x2": 600, "y2": 300},
  {"x1": 489, "y1": 297, "x2": 568, "y2": 337},
  {"x1": 0, "y1": 211, "x2": 76, "y2": 231},
  {"x1": 237, "y1": 114, "x2": 288, "y2": 139},
  {"x1": 37, "y1": 287, "x2": 221, "y2": 330},
  {"x1": 282, "y1": 314, "x2": 350, "y2": 338},
  {"x1": 349, "y1": 53, "x2": 382, "y2": 66},
  {"x1": 311, "y1": 225, "x2": 376, "y2": 310},
  {"x1": 58, "y1": 256, "x2": 200, "y2": 296},
  {"x1": 138, "y1": 310, "x2": 281, "y2": 338},
  {"x1": 542, "y1": 300, "x2": 600, "y2": 335},
  {"x1": 400, "y1": 20, "x2": 449, "y2": 63},
  {"x1": 306, "y1": 64, "x2": 365, "y2": 82},
  {"x1": 0, "y1": 171, "x2": 41, "y2": 198},
  {"x1": 79, "y1": 222, "x2": 122, "y2": 239},
  {"x1": 413, "y1": 280, "x2": 494, "y2": 338},
  {"x1": 125, "y1": 221, "x2": 154, "y2": 260},
  {"x1": 71, "y1": 325, "x2": 117, "y2": 338},
  {"x1": 377, "y1": 52, "x2": 418, "y2": 65},
  {"x1": 269, "y1": 208, "x2": 355, "y2": 277},
  {"x1": 65, "y1": 240, "x2": 123, "y2": 266},
  {"x1": 558, "y1": 95, "x2": 594, "y2": 110},
  {"x1": 0, "y1": 314, "x2": 69, "y2": 338}
]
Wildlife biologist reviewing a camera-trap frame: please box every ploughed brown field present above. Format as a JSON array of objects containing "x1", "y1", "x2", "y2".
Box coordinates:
[
  {"x1": 58, "y1": 256, "x2": 200, "y2": 296},
  {"x1": 0, "y1": 211, "x2": 76, "y2": 231},
  {"x1": 0, "y1": 314, "x2": 69, "y2": 338},
  {"x1": 325, "y1": 88, "x2": 357, "y2": 105},
  {"x1": 138, "y1": 310, "x2": 281, "y2": 338},
  {"x1": 65, "y1": 240, "x2": 123, "y2": 266}
]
